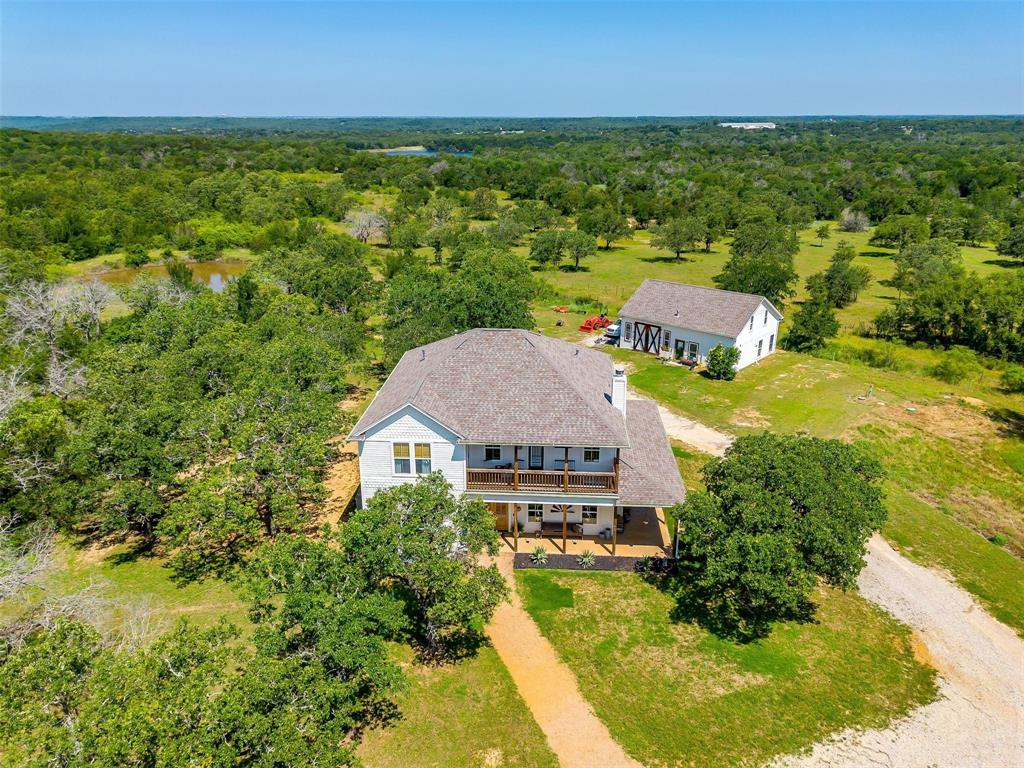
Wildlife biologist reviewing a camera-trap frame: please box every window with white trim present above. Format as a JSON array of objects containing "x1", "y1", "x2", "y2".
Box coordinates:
[
  {"x1": 661, "y1": 329, "x2": 672, "y2": 351},
  {"x1": 582, "y1": 505, "x2": 598, "y2": 524},
  {"x1": 527, "y1": 503, "x2": 543, "y2": 522},
  {"x1": 764, "y1": 308, "x2": 768, "y2": 325},
  {"x1": 769, "y1": 334, "x2": 775, "y2": 352},
  {"x1": 484, "y1": 445, "x2": 501, "y2": 462},
  {"x1": 393, "y1": 443, "x2": 411, "y2": 474},
  {"x1": 415, "y1": 443, "x2": 431, "y2": 474},
  {"x1": 583, "y1": 447, "x2": 600, "y2": 463},
  {"x1": 749, "y1": 315, "x2": 754, "y2": 330},
  {"x1": 757, "y1": 339, "x2": 764, "y2": 357},
  {"x1": 623, "y1": 322, "x2": 633, "y2": 342}
]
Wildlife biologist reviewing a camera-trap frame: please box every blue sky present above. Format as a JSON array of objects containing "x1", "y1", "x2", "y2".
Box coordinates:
[{"x1": 2, "y1": 2, "x2": 1022, "y2": 116}]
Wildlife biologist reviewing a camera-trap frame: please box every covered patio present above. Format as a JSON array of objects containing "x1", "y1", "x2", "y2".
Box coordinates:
[{"x1": 500, "y1": 506, "x2": 671, "y2": 558}]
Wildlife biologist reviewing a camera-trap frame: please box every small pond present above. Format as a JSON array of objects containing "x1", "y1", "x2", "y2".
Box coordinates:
[{"x1": 95, "y1": 259, "x2": 250, "y2": 293}]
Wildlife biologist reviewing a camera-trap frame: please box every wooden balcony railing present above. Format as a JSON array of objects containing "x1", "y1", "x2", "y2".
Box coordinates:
[{"x1": 466, "y1": 467, "x2": 617, "y2": 494}]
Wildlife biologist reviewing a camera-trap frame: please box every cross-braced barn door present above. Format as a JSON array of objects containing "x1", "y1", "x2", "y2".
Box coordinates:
[{"x1": 632, "y1": 322, "x2": 661, "y2": 354}]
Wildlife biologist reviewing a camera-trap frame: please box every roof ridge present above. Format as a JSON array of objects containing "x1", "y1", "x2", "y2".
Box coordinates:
[
  {"x1": 532, "y1": 335, "x2": 627, "y2": 441},
  {"x1": 640, "y1": 277, "x2": 767, "y2": 302}
]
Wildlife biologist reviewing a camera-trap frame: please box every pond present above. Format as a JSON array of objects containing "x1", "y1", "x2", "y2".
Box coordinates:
[
  {"x1": 383, "y1": 148, "x2": 473, "y2": 157},
  {"x1": 94, "y1": 259, "x2": 250, "y2": 293}
]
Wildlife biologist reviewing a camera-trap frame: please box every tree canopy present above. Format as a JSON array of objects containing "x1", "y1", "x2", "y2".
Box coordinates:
[{"x1": 670, "y1": 433, "x2": 887, "y2": 639}]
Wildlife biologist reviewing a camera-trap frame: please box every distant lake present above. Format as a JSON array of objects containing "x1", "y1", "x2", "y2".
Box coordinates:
[
  {"x1": 95, "y1": 259, "x2": 250, "y2": 293},
  {"x1": 383, "y1": 148, "x2": 473, "y2": 157}
]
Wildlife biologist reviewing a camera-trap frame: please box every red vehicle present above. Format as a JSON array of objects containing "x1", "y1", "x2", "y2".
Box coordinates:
[{"x1": 578, "y1": 314, "x2": 611, "y2": 332}]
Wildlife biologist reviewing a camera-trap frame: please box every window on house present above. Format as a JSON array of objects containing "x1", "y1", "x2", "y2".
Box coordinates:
[
  {"x1": 623, "y1": 322, "x2": 633, "y2": 342},
  {"x1": 583, "y1": 447, "x2": 600, "y2": 463},
  {"x1": 415, "y1": 443, "x2": 431, "y2": 474},
  {"x1": 749, "y1": 315, "x2": 754, "y2": 330},
  {"x1": 661, "y1": 329, "x2": 672, "y2": 351},
  {"x1": 764, "y1": 309, "x2": 768, "y2": 325},
  {"x1": 582, "y1": 505, "x2": 598, "y2": 524},
  {"x1": 393, "y1": 443, "x2": 411, "y2": 474},
  {"x1": 527, "y1": 503, "x2": 543, "y2": 522},
  {"x1": 769, "y1": 334, "x2": 775, "y2": 352},
  {"x1": 757, "y1": 339, "x2": 764, "y2": 357},
  {"x1": 529, "y1": 446, "x2": 543, "y2": 469},
  {"x1": 484, "y1": 445, "x2": 501, "y2": 462}
]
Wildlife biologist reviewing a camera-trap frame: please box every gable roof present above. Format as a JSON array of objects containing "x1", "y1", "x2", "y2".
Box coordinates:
[
  {"x1": 617, "y1": 399, "x2": 687, "y2": 507},
  {"x1": 619, "y1": 279, "x2": 782, "y2": 339},
  {"x1": 349, "y1": 329, "x2": 630, "y2": 447}
]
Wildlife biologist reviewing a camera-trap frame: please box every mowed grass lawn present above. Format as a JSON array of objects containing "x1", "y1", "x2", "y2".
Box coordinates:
[
  {"x1": 620, "y1": 347, "x2": 1024, "y2": 633},
  {"x1": 358, "y1": 644, "x2": 557, "y2": 768},
  {"x1": 517, "y1": 569, "x2": 936, "y2": 768}
]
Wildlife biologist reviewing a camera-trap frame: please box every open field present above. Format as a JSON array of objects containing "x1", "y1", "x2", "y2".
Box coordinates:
[
  {"x1": 516, "y1": 569, "x2": 936, "y2": 768},
  {"x1": 620, "y1": 347, "x2": 1024, "y2": 632},
  {"x1": 531, "y1": 223, "x2": 1012, "y2": 334}
]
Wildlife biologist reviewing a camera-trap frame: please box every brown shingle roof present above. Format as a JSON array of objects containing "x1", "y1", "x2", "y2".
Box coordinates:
[
  {"x1": 349, "y1": 329, "x2": 630, "y2": 446},
  {"x1": 619, "y1": 279, "x2": 781, "y2": 339},
  {"x1": 618, "y1": 399, "x2": 687, "y2": 507}
]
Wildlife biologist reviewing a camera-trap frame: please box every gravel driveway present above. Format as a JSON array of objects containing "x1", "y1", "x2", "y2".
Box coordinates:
[
  {"x1": 775, "y1": 535, "x2": 1024, "y2": 767},
  {"x1": 642, "y1": 399, "x2": 1024, "y2": 766}
]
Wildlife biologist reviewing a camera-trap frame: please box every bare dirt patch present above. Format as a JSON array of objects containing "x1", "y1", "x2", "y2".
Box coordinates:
[
  {"x1": 320, "y1": 441, "x2": 360, "y2": 527},
  {"x1": 729, "y1": 406, "x2": 770, "y2": 428}
]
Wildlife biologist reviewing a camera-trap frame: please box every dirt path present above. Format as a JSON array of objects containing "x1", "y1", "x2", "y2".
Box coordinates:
[
  {"x1": 486, "y1": 556, "x2": 641, "y2": 768},
  {"x1": 775, "y1": 534, "x2": 1024, "y2": 767},
  {"x1": 640, "y1": 394, "x2": 734, "y2": 457}
]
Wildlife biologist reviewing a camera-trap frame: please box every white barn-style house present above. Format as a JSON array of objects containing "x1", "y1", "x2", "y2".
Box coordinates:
[
  {"x1": 348, "y1": 328, "x2": 685, "y2": 553},
  {"x1": 617, "y1": 279, "x2": 782, "y2": 371}
]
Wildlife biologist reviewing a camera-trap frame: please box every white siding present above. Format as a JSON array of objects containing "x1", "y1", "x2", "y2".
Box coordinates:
[
  {"x1": 357, "y1": 405, "x2": 464, "y2": 505},
  {"x1": 504, "y1": 502, "x2": 615, "y2": 537},
  {"x1": 618, "y1": 299, "x2": 780, "y2": 372}
]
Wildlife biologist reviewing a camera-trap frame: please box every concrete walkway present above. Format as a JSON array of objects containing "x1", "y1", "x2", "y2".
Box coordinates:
[{"x1": 486, "y1": 556, "x2": 641, "y2": 768}]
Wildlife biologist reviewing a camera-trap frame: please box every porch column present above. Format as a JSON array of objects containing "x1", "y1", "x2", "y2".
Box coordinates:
[
  {"x1": 513, "y1": 504, "x2": 519, "y2": 552},
  {"x1": 563, "y1": 447, "x2": 569, "y2": 492},
  {"x1": 613, "y1": 448, "x2": 620, "y2": 492},
  {"x1": 562, "y1": 504, "x2": 567, "y2": 552},
  {"x1": 612, "y1": 505, "x2": 618, "y2": 556},
  {"x1": 513, "y1": 446, "x2": 520, "y2": 490}
]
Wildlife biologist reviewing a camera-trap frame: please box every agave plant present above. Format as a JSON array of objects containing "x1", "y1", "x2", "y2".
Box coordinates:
[
  {"x1": 577, "y1": 549, "x2": 596, "y2": 569},
  {"x1": 530, "y1": 545, "x2": 549, "y2": 565}
]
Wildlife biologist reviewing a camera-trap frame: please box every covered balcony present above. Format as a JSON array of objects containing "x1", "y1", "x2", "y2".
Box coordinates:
[{"x1": 464, "y1": 445, "x2": 619, "y2": 495}]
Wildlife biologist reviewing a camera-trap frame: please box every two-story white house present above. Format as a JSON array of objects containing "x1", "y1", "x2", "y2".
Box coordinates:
[
  {"x1": 617, "y1": 279, "x2": 782, "y2": 371},
  {"x1": 348, "y1": 328, "x2": 685, "y2": 553}
]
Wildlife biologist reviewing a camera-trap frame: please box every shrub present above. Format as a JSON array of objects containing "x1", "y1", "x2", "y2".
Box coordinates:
[
  {"x1": 123, "y1": 245, "x2": 150, "y2": 267},
  {"x1": 1001, "y1": 365, "x2": 1024, "y2": 393},
  {"x1": 577, "y1": 550, "x2": 596, "y2": 569},
  {"x1": 705, "y1": 344, "x2": 741, "y2": 380},
  {"x1": 930, "y1": 346, "x2": 983, "y2": 384},
  {"x1": 838, "y1": 208, "x2": 870, "y2": 233},
  {"x1": 530, "y1": 546, "x2": 549, "y2": 565}
]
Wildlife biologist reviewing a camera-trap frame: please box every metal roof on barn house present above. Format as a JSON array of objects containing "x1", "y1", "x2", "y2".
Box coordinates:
[
  {"x1": 349, "y1": 328, "x2": 631, "y2": 447},
  {"x1": 619, "y1": 279, "x2": 782, "y2": 338}
]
